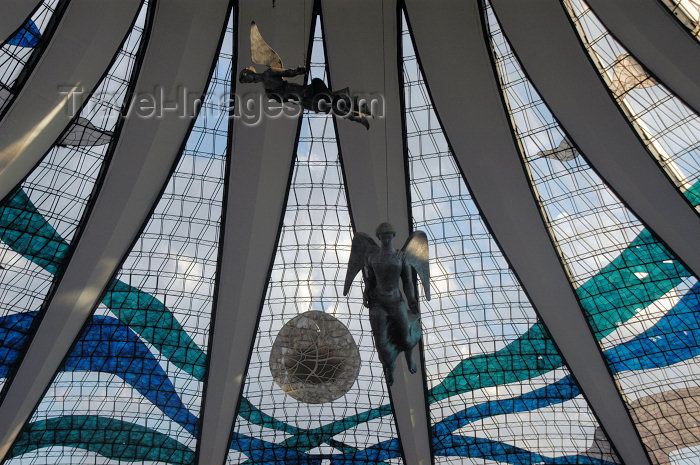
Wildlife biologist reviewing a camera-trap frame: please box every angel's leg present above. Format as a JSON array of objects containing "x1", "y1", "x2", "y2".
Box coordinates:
[
  {"x1": 353, "y1": 96, "x2": 371, "y2": 116},
  {"x1": 404, "y1": 349, "x2": 417, "y2": 374},
  {"x1": 331, "y1": 93, "x2": 369, "y2": 129},
  {"x1": 392, "y1": 301, "x2": 418, "y2": 374},
  {"x1": 369, "y1": 306, "x2": 399, "y2": 385},
  {"x1": 347, "y1": 113, "x2": 370, "y2": 130}
]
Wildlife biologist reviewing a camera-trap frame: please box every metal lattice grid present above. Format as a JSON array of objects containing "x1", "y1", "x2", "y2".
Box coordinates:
[
  {"x1": 0, "y1": 1, "x2": 150, "y2": 397},
  {"x1": 226, "y1": 19, "x2": 402, "y2": 465},
  {"x1": 486, "y1": 3, "x2": 700, "y2": 464},
  {"x1": 564, "y1": 0, "x2": 700, "y2": 205},
  {"x1": 0, "y1": 0, "x2": 62, "y2": 114},
  {"x1": 5, "y1": 9, "x2": 234, "y2": 465},
  {"x1": 402, "y1": 10, "x2": 619, "y2": 465}
]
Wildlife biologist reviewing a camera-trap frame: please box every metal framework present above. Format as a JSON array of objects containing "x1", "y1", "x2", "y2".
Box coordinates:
[
  {"x1": 0, "y1": 0, "x2": 230, "y2": 458},
  {"x1": 0, "y1": 1, "x2": 697, "y2": 464}
]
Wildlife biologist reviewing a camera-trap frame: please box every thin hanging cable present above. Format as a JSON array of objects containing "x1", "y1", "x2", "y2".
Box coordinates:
[{"x1": 382, "y1": 2, "x2": 389, "y2": 221}]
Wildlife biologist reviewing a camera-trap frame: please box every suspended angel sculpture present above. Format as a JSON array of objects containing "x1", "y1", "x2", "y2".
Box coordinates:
[
  {"x1": 239, "y1": 21, "x2": 371, "y2": 129},
  {"x1": 343, "y1": 223, "x2": 430, "y2": 385}
]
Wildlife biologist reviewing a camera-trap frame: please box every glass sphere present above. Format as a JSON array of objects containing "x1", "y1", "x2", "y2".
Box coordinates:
[{"x1": 270, "y1": 311, "x2": 360, "y2": 404}]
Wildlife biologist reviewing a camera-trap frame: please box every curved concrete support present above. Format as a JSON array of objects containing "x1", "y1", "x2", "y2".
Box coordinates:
[
  {"x1": 0, "y1": 0, "x2": 42, "y2": 44},
  {"x1": 0, "y1": 0, "x2": 230, "y2": 459},
  {"x1": 404, "y1": 1, "x2": 652, "y2": 464},
  {"x1": 322, "y1": 1, "x2": 433, "y2": 464},
  {"x1": 196, "y1": 2, "x2": 313, "y2": 465},
  {"x1": 491, "y1": 0, "x2": 700, "y2": 281},
  {"x1": 0, "y1": 0, "x2": 141, "y2": 202},
  {"x1": 586, "y1": 0, "x2": 700, "y2": 115}
]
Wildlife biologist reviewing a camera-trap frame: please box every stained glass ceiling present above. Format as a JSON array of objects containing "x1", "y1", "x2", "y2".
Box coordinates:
[{"x1": 0, "y1": 1, "x2": 698, "y2": 465}]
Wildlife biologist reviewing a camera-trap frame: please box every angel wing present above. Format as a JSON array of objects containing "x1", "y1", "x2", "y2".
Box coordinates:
[
  {"x1": 250, "y1": 21, "x2": 283, "y2": 70},
  {"x1": 343, "y1": 232, "x2": 379, "y2": 296},
  {"x1": 402, "y1": 231, "x2": 431, "y2": 300}
]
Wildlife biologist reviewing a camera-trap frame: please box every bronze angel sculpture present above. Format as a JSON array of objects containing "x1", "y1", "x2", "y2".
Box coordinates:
[
  {"x1": 343, "y1": 223, "x2": 430, "y2": 385},
  {"x1": 239, "y1": 22, "x2": 371, "y2": 128}
]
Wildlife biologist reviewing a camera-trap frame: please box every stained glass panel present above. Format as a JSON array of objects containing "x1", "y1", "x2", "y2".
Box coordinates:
[
  {"x1": 402, "y1": 8, "x2": 620, "y2": 464},
  {"x1": 659, "y1": 0, "x2": 700, "y2": 38},
  {"x1": 564, "y1": 0, "x2": 700, "y2": 206},
  {"x1": 487, "y1": 3, "x2": 700, "y2": 463},
  {"x1": 0, "y1": 0, "x2": 63, "y2": 113},
  {"x1": 0, "y1": 1, "x2": 150, "y2": 396},
  {"x1": 5, "y1": 8, "x2": 234, "y2": 465}
]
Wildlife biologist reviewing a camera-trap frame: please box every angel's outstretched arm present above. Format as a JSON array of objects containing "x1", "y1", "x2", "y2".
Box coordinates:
[
  {"x1": 363, "y1": 265, "x2": 376, "y2": 308},
  {"x1": 268, "y1": 66, "x2": 306, "y2": 78},
  {"x1": 401, "y1": 261, "x2": 418, "y2": 313}
]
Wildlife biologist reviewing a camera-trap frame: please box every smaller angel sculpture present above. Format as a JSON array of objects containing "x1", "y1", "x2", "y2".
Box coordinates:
[
  {"x1": 239, "y1": 22, "x2": 371, "y2": 129},
  {"x1": 343, "y1": 223, "x2": 430, "y2": 385}
]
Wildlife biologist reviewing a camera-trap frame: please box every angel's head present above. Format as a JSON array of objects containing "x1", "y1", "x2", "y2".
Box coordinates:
[
  {"x1": 239, "y1": 66, "x2": 260, "y2": 83},
  {"x1": 375, "y1": 222, "x2": 396, "y2": 247}
]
